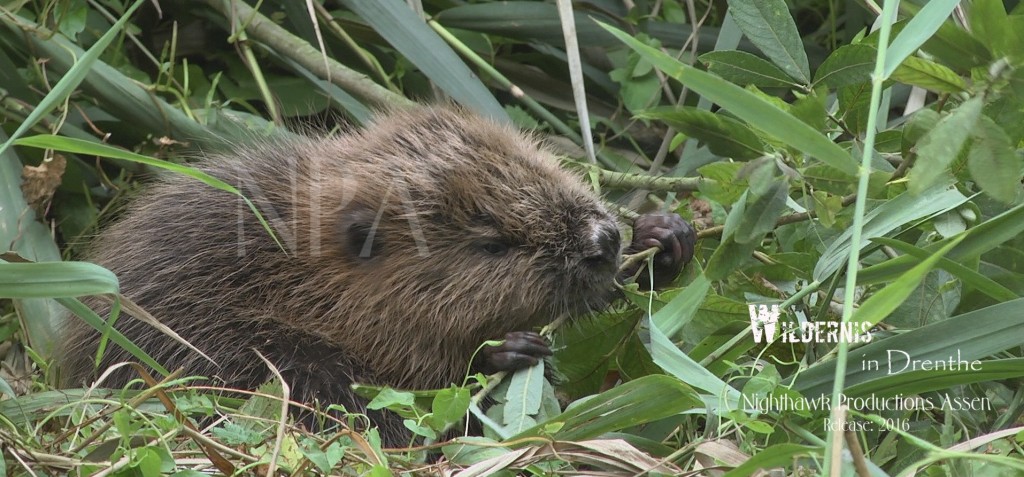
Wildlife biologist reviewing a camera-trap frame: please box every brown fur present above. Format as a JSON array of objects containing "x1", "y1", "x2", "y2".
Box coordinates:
[{"x1": 60, "y1": 106, "x2": 624, "y2": 443}]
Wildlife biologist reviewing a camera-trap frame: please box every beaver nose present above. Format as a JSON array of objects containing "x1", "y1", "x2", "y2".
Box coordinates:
[{"x1": 585, "y1": 223, "x2": 621, "y2": 267}]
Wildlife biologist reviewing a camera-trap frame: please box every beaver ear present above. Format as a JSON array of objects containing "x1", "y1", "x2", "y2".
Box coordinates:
[{"x1": 339, "y1": 206, "x2": 384, "y2": 259}]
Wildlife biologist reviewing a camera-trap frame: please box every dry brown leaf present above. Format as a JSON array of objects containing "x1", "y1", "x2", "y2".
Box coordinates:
[
  {"x1": 20, "y1": 154, "x2": 66, "y2": 213},
  {"x1": 451, "y1": 438, "x2": 682, "y2": 476},
  {"x1": 695, "y1": 439, "x2": 748, "y2": 476}
]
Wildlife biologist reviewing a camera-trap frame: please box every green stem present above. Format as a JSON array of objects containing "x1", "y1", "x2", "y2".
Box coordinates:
[
  {"x1": 823, "y1": 0, "x2": 898, "y2": 473},
  {"x1": 428, "y1": 19, "x2": 626, "y2": 168},
  {"x1": 233, "y1": 28, "x2": 281, "y2": 125},
  {"x1": 426, "y1": 20, "x2": 579, "y2": 140},
  {"x1": 575, "y1": 164, "x2": 709, "y2": 192},
  {"x1": 780, "y1": 281, "x2": 821, "y2": 310},
  {"x1": 313, "y1": 2, "x2": 400, "y2": 93},
  {"x1": 204, "y1": 0, "x2": 412, "y2": 109}
]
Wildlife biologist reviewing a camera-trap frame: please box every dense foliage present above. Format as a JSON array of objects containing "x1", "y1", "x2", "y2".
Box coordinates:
[{"x1": 1, "y1": 0, "x2": 1023, "y2": 475}]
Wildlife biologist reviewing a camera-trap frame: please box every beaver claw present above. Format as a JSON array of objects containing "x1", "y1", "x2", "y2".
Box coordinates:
[
  {"x1": 478, "y1": 331, "x2": 552, "y2": 374},
  {"x1": 625, "y1": 212, "x2": 696, "y2": 289}
]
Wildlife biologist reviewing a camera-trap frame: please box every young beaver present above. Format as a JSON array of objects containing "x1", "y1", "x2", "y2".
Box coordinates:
[{"x1": 60, "y1": 106, "x2": 695, "y2": 444}]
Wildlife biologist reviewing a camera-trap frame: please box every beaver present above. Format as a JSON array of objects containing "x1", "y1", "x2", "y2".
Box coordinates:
[{"x1": 60, "y1": 105, "x2": 696, "y2": 444}]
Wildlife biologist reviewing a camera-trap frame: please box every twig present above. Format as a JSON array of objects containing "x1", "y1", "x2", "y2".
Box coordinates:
[
  {"x1": 253, "y1": 351, "x2": 291, "y2": 477},
  {"x1": 128, "y1": 365, "x2": 238, "y2": 475},
  {"x1": 313, "y1": 2, "x2": 399, "y2": 91},
  {"x1": 203, "y1": 0, "x2": 412, "y2": 109},
  {"x1": 68, "y1": 367, "x2": 186, "y2": 454},
  {"x1": 845, "y1": 428, "x2": 872, "y2": 477},
  {"x1": 426, "y1": 20, "x2": 575, "y2": 139},
  {"x1": 587, "y1": 167, "x2": 709, "y2": 193},
  {"x1": 618, "y1": 246, "x2": 659, "y2": 276},
  {"x1": 231, "y1": 28, "x2": 282, "y2": 124},
  {"x1": 696, "y1": 193, "x2": 856, "y2": 239},
  {"x1": 469, "y1": 371, "x2": 508, "y2": 408}
]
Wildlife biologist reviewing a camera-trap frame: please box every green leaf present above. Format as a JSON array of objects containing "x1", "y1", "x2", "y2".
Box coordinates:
[
  {"x1": 705, "y1": 235, "x2": 760, "y2": 282},
  {"x1": 812, "y1": 185, "x2": 969, "y2": 282},
  {"x1": 846, "y1": 358, "x2": 1024, "y2": 398},
  {"x1": 794, "y1": 298, "x2": 1024, "y2": 396},
  {"x1": 367, "y1": 388, "x2": 416, "y2": 410},
  {"x1": 698, "y1": 50, "x2": 798, "y2": 88},
  {"x1": 55, "y1": 2, "x2": 87, "y2": 40},
  {"x1": 735, "y1": 178, "x2": 789, "y2": 245},
  {"x1": 600, "y1": 23, "x2": 857, "y2": 175},
  {"x1": 811, "y1": 191, "x2": 842, "y2": 228},
  {"x1": 812, "y1": 44, "x2": 876, "y2": 89},
  {"x1": 901, "y1": 108, "x2": 941, "y2": 157},
  {"x1": 850, "y1": 236, "x2": 963, "y2": 329},
  {"x1": 726, "y1": 0, "x2": 810, "y2": 83},
  {"x1": 269, "y1": 52, "x2": 372, "y2": 126},
  {"x1": 340, "y1": 0, "x2": 508, "y2": 122},
  {"x1": 890, "y1": 56, "x2": 966, "y2": 93},
  {"x1": 0, "y1": 378, "x2": 14, "y2": 398},
  {"x1": 14, "y1": 135, "x2": 284, "y2": 253},
  {"x1": 789, "y1": 90, "x2": 827, "y2": 132},
  {"x1": 552, "y1": 309, "x2": 635, "y2": 398},
  {"x1": 919, "y1": 20, "x2": 992, "y2": 72},
  {"x1": 134, "y1": 447, "x2": 163, "y2": 477},
  {"x1": 859, "y1": 201, "x2": 1024, "y2": 284},
  {"x1": 884, "y1": 0, "x2": 962, "y2": 77},
  {"x1": 443, "y1": 437, "x2": 509, "y2": 467},
  {"x1": 0, "y1": 0, "x2": 146, "y2": 156},
  {"x1": 907, "y1": 97, "x2": 983, "y2": 195},
  {"x1": 212, "y1": 422, "x2": 266, "y2": 447},
  {"x1": 0, "y1": 389, "x2": 136, "y2": 426},
  {"x1": 404, "y1": 419, "x2": 437, "y2": 439},
  {"x1": 58, "y1": 297, "x2": 170, "y2": 377},
  {"x1": 837, "y1": 82, "x2": 872, "y2": 135},
  {"x1": 510, "y1": 375, "x2": 702, "y2": 441},
  {"x1": 436, "y1": 2, "x2": 712, "y2": 50},
  {"x1": 968, "y1": 0, "x2": 1015, "y2": 57},
  {"x1": 638, "y1": 107, "x2": 765, "y2": 160},
  {"x1": 872, "y1": 237, "x2": 1017, "y2": 302},
  {"x1": 503, "y1": 361, "x2": 544, "y2": 434},
  {"x1": 431, "y1": 386, "x2": 471, "y2": 428},
  {"x1": 697, "y1": 162, "x2": 746, "y2": 204},
  {"x1": 721, "y1": 444, "x2": 820, "y2": 477},
  {"x1": 967, "y1": 116, "x2": 1022, "y2": 204},
  {"x1": 237, "y1": 380, "x2": 285, "y2": 431},
  {"x1": 0, "y1": 262, "x2": 118, "y2": 298},
  {"x1": 650, "y1": 274, "x2": 711, "y2": 339},
  {"x1": 301, "y1": 441, "x2": 343, "y2": 473},
  {"x1": 0, "y1": 131, "x2": 63, "y2": 357},
  {"x1": 648, "y1": 315, "x2": 741, "y2": 407}
]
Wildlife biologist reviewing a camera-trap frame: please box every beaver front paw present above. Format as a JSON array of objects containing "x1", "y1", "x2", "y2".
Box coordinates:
[
  {"x1": 478, "y1": 331, "x2": 552, "y2": 374},
  {"x1": 625, "y1": 212, "x2": 696, "y2": 289}
]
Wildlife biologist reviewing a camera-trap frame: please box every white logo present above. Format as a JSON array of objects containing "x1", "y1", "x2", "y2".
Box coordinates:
[
  {"x1": 748, "y1": 304, "x2": 780, "y2": 343},
  {"x1": 748, "y1": 304, "x2": 872, "y2": 344}
]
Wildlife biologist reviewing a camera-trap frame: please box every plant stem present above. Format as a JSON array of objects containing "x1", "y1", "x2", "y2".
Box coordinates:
[
  {"x1": 233, "y1": 28, "x2": 282, "y2": 125},
  {"x1": 580, "y1": 166, "x2": 709, "y2": 193},
  {"x1": 427, "y1": 21, "x2": 579, "y2": 140},
  {"x1": 313, "y1": 2, "x2": 400, "y2": 92},
  {"x1": 428, "y1": 19, "x2": 627, "y2": 168},
  {"x1": 823, "y1": 0, "x2": 898, "y2": 473},
  {"x1": 696, "y1": 193, "x2": 855, "y2": 240},
  {"x1": 203, "y1": 0, "x2": 412, "y2": 109}
]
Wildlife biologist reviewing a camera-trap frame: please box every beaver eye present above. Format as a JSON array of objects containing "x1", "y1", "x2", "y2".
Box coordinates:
[{"x1": 478, "y1": 240, "x2": 509, "y2": 257}]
